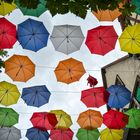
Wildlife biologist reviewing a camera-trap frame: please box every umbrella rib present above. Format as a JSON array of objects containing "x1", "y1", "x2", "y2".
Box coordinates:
[
  {"x1": 69, "y1": 38, "x2": 81, "y2": 49},
  {"x1": 55, "y1": 27, "x2": 67, "y2": 36},
  {"x1": 68, "y1": 26, "x2": 80, "y2": 36},
  {"x1": 54, "y1": 38, "x2": 67, "y2": 49}
]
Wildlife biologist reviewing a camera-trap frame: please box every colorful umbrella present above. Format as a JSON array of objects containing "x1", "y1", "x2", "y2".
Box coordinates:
[
  {"x1": 50, "y1": 25, "x2": 84, "y2": 55},
  {"x1": 81, "y1": 87, "x2": 109, "y2": 108},
  {"x1": 131, "y1": 0, "x2": 140, "y2": 15},
  {"x1": 136, "y1": 87, "x2": 140, "y2": 102},
  {"x1": 0, "y1": 107, "x2": 19, "y2": 127},
  {"x1": 5, "y1": 54, "x2": 35, "y2": 82},
  {"x1": 0, "y1": 17, "x2": 16, "y2": 49},
  {"x1": 76, "y1": 128, "x2": 100, "y2": 140},
  {"x1": 100, "y1": 128, "x2": 124, "y2": 140},
  {"x1": 0, "y1": 126, "x2": 21, "y2": 140},
  {"x1": 54, "y1": 58, "x2": 86, "y2": 84},
  {"x1": 107, "y1": 85, "x2": 131, "y2": 108},
  {"x1": 17, "y1": 18, "x2": 49, "y2": 52},
  {"x1": 119, "y1": 24, "x2": 140, "y2": 54},
  {"x1": 50, "y1": 109, "x2": 72, "y2": 129},
  {"x1": 125, "y1": 108, "x2": 140, "y2": 129},
  {"x1": 30, "y1": 112, "x2": 58, "y2": 130},
  {"x1": 0, "y1": 81, "x2": 20, "y2": 106},
  {"x1": 103, "y1": 109, "x2": 128, "y2": 129},
  {"x1": 16, "y1": 0, "x2": 47, "y2": 17},
  {"x1": 77, "y1": 109, "x2": 103, "y2": 129},
  {"x1": 50, "y1": 128, "x2": 74, "y2": 140},
  {"x1": 26, "y1": 127, "x2": 49, "y2": 140},
  {"x1": 85, "y1": 26, "x2": 118, "y2": 55},
  {"x1": 21, "y1": 85, "x2": 51, "y2": 107},
  {"x1": 87, "y1": 75, "x2": 98, "y2": 87}
]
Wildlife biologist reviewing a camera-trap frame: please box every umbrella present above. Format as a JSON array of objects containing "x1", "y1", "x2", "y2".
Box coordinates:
[
  {"x1": 76, "y1": 128, "x2": 100, "y2": 140},
  {"x1": 77, "y1": 109, "x2": 103, "y2": 129},
  {"x1": 0, "y1": 17, "x2": 16, "y2": 49},
  {"x1": 17, "y1": 18, "x2": 49, "y2": 52},
  {"x1": 87, "y1": 75, "x2": 98, "y2": 87},
  {"x1": 81, "y1": 87, "x2": 109, "y2": 108},
  {"x1": 50, "y1": 25, "x2": 84, "y2": 55},
  {"x1": 50, "y1": 128, "x2": 74, "y2": 140},
  {"x1": 26, "y1": 127, "x2": 49, "y2": 140},
  {"x1": 0, "y1": 0, "x2": 16, "y2": 16},
  {"x1": 16, "y1": 0, "x2": 47, "y2": 17},
  {"x1": 0, "y1": 126, "x2": 21, "y2": 140},
  {"x1": 103, "y1": 109, "x2": 128, "y2": 129},
  {"x1": 54, "y1": 58, "x2": 86, "y2": 84},
  {"x1": 0, "y1": 81, "x2": 20, "y2": 106},
  {"x1": 50, "y1": 109, "x2": 72, "y2": 129},
  {"x1": 100, "y1": 128, "x2": 124, "y2": 140},
  {"x1": 125, "y1": 108, "x2": 140, "y2": 129},
  {"x1": 136, "y1": 87, "x2": 140, "y2": 102},
  {"x1": 107, "y1": 85, "x2": 131, "y2": 108},
  {"x1": 30, "y1": 112, "x2": 58, "y2": 130},
  {"x1": 119, "y1": 24, "x2": 140, "y2": 54},
  {"x1": 5, "y1": 54, "x2": 35, "y2": 82},
  {"x1": 85, "y1": 26, "x2": 118, "y2": 55},
  {"x1": 21, "y1": 85, "x2": 51, "y2": 107},
  {"x1": 131, "y1": 0, "x2": 140, "y2": 15},
  {"x1": 0, "y1": 107, "x2": 19, "y2": 127}
]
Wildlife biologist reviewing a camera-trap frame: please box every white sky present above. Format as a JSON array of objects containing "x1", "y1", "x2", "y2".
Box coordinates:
[{"x1": 0, "y1": 9, "x2": 127, "y2": 140}]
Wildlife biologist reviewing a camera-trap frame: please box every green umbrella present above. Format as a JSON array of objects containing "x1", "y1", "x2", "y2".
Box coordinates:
[
  {"x1": 131, "y1": 0, "x2": 140, "y2": 15},
  {"x1": 125, "y1": 108, "x2": 140, "y2": 129},
  {"x1": 136, "y1": 87, "x2": 140, "y2": 102},
  {"x1": 0, "y1": 107, "x2": 19, "y2": 127},
  {"x1": 76, "y1": 128, "x2": 100, "y2": 140}
]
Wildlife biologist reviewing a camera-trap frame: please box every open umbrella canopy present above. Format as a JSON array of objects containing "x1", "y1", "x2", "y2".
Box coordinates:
[
  {"x1": 22, "y1": 85, "x2": 51, "y2": 107},
  {"x1": 77, "y1": 109, "x2": 103, "y2": 129},
  {"x1": 0, "y1": 81, "x2": 20, "y2": 106},
  {"x1": 100, "y1": 128, "x2": 124, "y2": 140},
  {"x1": 81, "y1": 87, "x2": 109, "y2": 108},
  {"x1": 119, "y1": 24, "x2": 140, "y2": 54},
  {"x1": 103, "y1": 109, "x2": 128, "y2": 129},
  {"x1": 107, "y1": 85, "x2": 131, "y2": 108},
  {"x1": 131, "y1": 0, "x2": 140, "y2": 15},
  {"x1": 136, "y1": 87, "x2": 140, "y2": 102},
  {"x1": 17, "y1": 18, "x2": 49, "y2": 52},
  {"x1": 54, "y1": 58, "x2": 86, "y2": 84},
  {"x1": 50, "y1": 128, "x2": 74, "y2": 140},
  {"x1": 26, "y1": 127, "x2": 49, "y2": 140},
  {"x1": 0, "y1": 126, "x2": 21, "y2": 140},
  {"x1": 50, "y1": 110, "x2": 72, "y2": 129},
  {"x1": 85, "y1": 26, "x2": 118, "y2": 55},
  {"x1": 76, "y1": 128, "x2": 100, "y2": 140},
  {"x1": 50, "y1": 25, "x2": 84, "y2": 55},
  {"x1": 0, "y1": 17, "x2": 16, "y2": 49},
  {"x1": 0, "y1": 107, "x2": 19, "y2": 127},
  {"x1": 5, "y1": 54, "x2": 35, "y2": 82}
]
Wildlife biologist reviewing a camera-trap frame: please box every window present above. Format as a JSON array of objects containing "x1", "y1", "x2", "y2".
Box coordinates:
[{"x1": 115, "y1": 74, "x2": 125, "y2": 86}]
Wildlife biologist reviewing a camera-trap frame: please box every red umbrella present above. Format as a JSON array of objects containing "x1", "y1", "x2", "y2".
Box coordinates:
[
  {"x1": 103, "y1": 109, "x2": 128, "y2": 129},
  {"x1": 30, "y1": 112, "x2": 58, "y2": 130},
  {"x1": 50, "y1": 128, "x2": 74, "y2": 140},
  {"x1": 85, "y1": 26, "x2": 118, "y2": 55},
  {"x1": 81, "y1": 87, "x2": 109, "y2": 108},
  {"x1": 87, "y1": 75, "x2": 98, "y2": 87},
  {"x1": 0, "y1": 17, "x2": 16, "y2": 49}
]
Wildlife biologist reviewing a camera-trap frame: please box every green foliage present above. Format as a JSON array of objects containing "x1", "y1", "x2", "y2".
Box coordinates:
[
  {"x1": 1, "y1": 0, "x2": 13, "y2": 3},
  {"x1": 0, "y1": 50, "x2": 8, "y2": 72}
]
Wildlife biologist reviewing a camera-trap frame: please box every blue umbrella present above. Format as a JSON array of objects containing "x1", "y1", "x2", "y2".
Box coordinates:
[
  {"x1": 17, "y1": 18, "x2": 49, "y2": 52},
  {"x1": 26, "y1": 127, "x2": 49, "y2": 140},
  {"x1": 107, "y1": 85, "x2": 131, "y2": 108},
  {"x1": 21, "y1": 85, "x2": 51, "y2": 107}
]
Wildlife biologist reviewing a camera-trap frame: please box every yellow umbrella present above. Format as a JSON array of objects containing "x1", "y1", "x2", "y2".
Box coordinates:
[
  {"x1": 100, "y1": 128, "x2": 124, "y2": 140},
  {"x1": 119, "y1": 24, "x2": 140, "y2": 54},
  {"x1": 0, "y1": 81, "x2": 20, "y2": 106}
]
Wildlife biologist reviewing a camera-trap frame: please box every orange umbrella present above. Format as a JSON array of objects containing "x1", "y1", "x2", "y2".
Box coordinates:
[
  {"x1": 54, "y1": 58, "x2": 86, "y2": 84},
  {"x1": 77, "y1": 109, "x2": 103, "y2": 129},
  {"x1": 5, "y1": 54, "x2": 35, "y2": 82}
]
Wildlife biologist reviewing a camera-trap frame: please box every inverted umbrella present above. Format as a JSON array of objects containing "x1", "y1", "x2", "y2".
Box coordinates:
[
  {"x1": 0, "y1": 81, "x2": 20, "y2": 106},
  {"x1": 22, "y1": 85, "x2": 51, "y2": 107},
  {"x1": 5, "y1": 54, "x2": 35, "y2": 82},
  {"x1": 77, "y1": 109, "x2": 103, "y2": 129},
  {"x1": 0, "y1": 126, "x2": 21, "y2": 140},
  {"x1": 136, "y1": 87, "x2": 140, "y2": 102},
  {"x1": 0, "y1": 107, "x2": 19, "y2": 127},
  {"x1": 0, "y1": 17, "x2": 16, "y2": 49},
  {"x1": 17, "y1": 18, "x2": 49, "y2": 52},
  {"x1": 85, "y1": 26, "x2": 118, "y2": 55},
  {"x1": 81, "y1": 87, "x2": 109, "y2": 108},
  {"x1": 54, "y1": 58, "x2": 86, "y2": 84},
  {"x1": 50, "y1": 109, "x2": 72, "y2": 129},
  {"x1": 50, "y1": 25, "x2": 84, "y2": 55}
]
